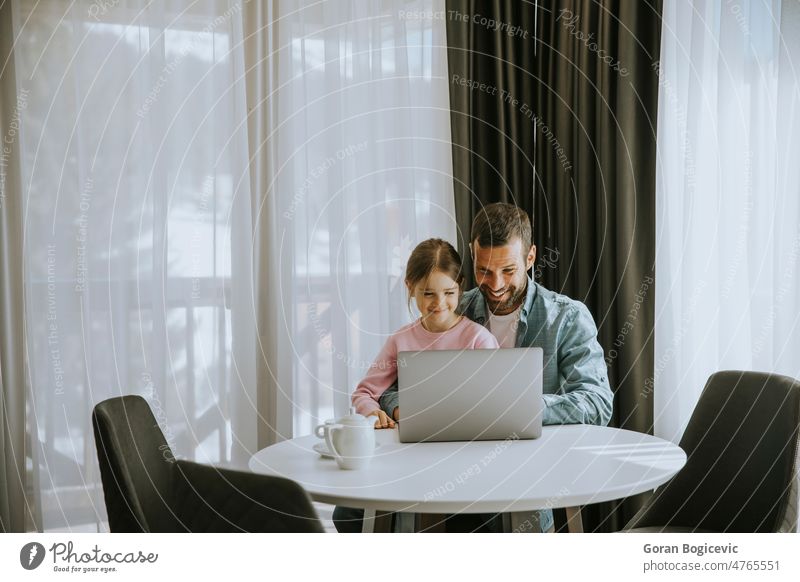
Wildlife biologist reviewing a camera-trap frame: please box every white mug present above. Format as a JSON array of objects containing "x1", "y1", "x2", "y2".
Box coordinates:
[
  {"x1": 315, "y1": 409, "x2": 375, "y2": 470},
  {"x1": 314, "y1": 418, "x2": 335, "y2": 439}
]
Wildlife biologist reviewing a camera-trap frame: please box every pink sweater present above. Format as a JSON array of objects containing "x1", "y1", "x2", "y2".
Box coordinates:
[{"x1": 351, "y1": 317, "x2": 499, "y2": 415}]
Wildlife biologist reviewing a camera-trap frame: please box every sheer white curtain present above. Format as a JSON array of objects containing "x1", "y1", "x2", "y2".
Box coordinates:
[
  {"x1": 244, "y1": 0, "x2": 456, "y2": 442},
  {"x1": 11, "y1": 0, "x2": 455, "y2": 530},
  {"x1": 13, "y1": 0, "x2": 255, "y2": 531},
  {"x1": 655, "y1": 0, "x2": 800, "y2": 443}
]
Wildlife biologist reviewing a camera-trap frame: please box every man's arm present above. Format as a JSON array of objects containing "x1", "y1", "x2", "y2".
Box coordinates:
[
  {"x1": 379, "y1": 381, "x2": 399, "y2": 420},
  {"x1": 543, "y1": 303, "x2": 613, "y2": 426}
]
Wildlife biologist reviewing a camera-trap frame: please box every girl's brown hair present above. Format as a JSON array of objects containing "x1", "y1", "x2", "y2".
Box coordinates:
[{"x1": 405, "y1": 238, "x2": 464, "y2": 310}]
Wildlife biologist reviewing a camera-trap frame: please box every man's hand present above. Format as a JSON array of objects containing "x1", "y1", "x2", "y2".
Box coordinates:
[{"x1": 367, "y1": 410, "x2": 395, "y2": 429}]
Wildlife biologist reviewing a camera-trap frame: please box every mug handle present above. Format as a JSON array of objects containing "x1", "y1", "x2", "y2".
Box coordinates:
[
  {"x1": 314, "y1": 424, "x2": 327, "y2": 438},
  {"x1": 324, "y1": 424, "x2": 345, "y2": 465}
]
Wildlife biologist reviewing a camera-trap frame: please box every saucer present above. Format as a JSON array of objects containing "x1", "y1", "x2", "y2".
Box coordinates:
[{"x1": 313, "y1": 442, "x2": 380, "y2": 459}]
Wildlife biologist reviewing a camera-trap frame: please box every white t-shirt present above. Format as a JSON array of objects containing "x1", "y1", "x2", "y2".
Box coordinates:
[{"x1": 487, "y1": 306, "x2": 522, "y2": 348}]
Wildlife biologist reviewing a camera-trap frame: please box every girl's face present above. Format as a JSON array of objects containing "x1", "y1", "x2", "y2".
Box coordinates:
[{"x1": 407, "y1": 270, "x2": 461, "y2": 332}]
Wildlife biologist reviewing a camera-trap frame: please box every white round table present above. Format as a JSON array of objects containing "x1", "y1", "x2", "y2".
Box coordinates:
[{"x1": 249, "y1": 425, "x2": 686, "y2": 532}]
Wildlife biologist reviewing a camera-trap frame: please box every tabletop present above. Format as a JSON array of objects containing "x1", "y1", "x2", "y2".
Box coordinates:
[{"x1": 249, "y1": 424, "x2": 686, "y2": 516}]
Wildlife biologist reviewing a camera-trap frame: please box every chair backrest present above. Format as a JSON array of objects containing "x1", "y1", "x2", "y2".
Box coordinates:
[
  {"x1": 170, "y1": 460, "x2": 325, "y2": 533},
  {"x1": 94, "y1": 395, "x2": 324, "y2": 532},
  {"x1": 630, "y1": 370, "x2": 800, "y2": 532},
  {"x1": 92, "y1": 395, "x2": 177, "y2": 532}
]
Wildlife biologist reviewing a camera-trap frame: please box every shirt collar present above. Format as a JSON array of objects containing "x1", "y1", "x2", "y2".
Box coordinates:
[{"x1": 520, "y1": 275, "x2": 537, "y2": 318}]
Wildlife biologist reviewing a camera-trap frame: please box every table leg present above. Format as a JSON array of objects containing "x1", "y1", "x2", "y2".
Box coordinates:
[
  {"x1": 565, "y1": 506, "x2": 584, "y2": 533},
  {"x1": 361, "y1": 509, "x2": 376, "y2": 533}
]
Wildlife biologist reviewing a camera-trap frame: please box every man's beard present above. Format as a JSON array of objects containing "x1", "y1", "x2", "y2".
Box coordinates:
[{"x1": 480, "y1": 282, "x2": 526, "y2": 315}]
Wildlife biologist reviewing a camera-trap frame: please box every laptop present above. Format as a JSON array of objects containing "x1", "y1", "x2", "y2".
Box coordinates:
[{"x1": 396, "y1": 348, "x2": 543, "y2": 443}]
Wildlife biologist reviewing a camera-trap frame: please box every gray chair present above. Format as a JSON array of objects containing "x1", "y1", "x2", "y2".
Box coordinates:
[
  {"x1": 92, "y1": 395, "x2": 323, "y2": 532},
  {"x1": 624, "y1": 371, "x2": 800, "y2": 533}
]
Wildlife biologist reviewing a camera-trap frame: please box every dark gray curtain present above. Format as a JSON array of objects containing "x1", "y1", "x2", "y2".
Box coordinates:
[
  {"x1": 447, "y1": 0, "x2": 538, "y2": 290},
  {"x1": 446, "y1": 0, "x2": 662, "y2": 532}
]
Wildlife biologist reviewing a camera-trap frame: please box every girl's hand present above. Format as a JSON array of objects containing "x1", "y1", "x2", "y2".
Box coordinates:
[
  {"x1": 392, "y1": 408, "x2": 400, "y2": 422},
  {"x1": 367, "y1": 410, "x2": 395, "y2": 429}
]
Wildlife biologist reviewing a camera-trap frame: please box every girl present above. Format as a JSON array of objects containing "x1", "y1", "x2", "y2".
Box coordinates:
[{"x1": 351, "y1": 238, "x2": 499, "y2": 428}]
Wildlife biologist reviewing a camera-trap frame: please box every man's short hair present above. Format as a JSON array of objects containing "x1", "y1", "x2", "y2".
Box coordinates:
[{"x1": 470, "y1": 203, "x2": 532, "y2": 248}]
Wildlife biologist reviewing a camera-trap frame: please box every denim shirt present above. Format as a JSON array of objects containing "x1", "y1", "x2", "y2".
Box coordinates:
[{"x1": 379, "y1": 277, "x2": 613, "y2": 532}]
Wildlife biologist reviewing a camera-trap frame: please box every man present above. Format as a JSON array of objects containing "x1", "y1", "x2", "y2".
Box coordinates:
[
  {"x1": 461, "y1": 203, "x2": 613, "y2": 427},
  {"x1": 335, "y1": 203, "x2": 613, "y2": 532},
  {"x1": 378, "y1": 203, "x2": 613, "y2": 532}
]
